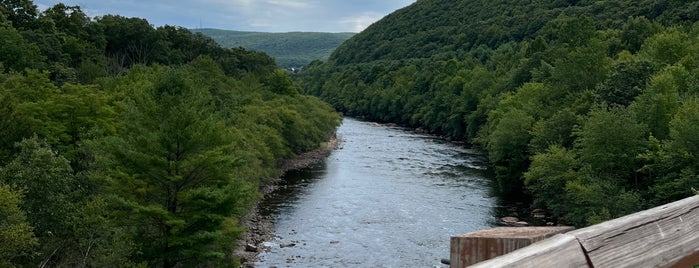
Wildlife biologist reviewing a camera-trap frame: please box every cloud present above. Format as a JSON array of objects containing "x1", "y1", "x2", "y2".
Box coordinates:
[
  {"x1": 33, "y1": 0, "x2": 416, "y2": 32},
  {"x1": 340, "y1": 12, "x2": 384, "y2": 33},
  {"x1": 265, "y1": 0, "x2": 314, "y2": 9}
]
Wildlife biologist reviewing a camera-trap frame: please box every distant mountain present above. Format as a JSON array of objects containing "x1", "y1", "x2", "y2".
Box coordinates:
[{"x1": 195, "y1": 28, "x2": 355, "y2": 69}]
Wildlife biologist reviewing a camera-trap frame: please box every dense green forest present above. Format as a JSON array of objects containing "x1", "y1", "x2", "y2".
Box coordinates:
[
  {"x1": 196, "y1": 28, "x2": 354, "y2": 70},
  {"x1": 300, "y1": 0, "x2": 699, "y2": 227},
  {"x1": 0, "y1": 1, "x2": 339, "y2": 267}
]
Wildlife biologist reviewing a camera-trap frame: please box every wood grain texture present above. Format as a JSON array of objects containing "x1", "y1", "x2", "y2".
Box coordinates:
[
  {"x1": 570, "y1": 195, "x2": 699, "y2": 268},
  {"x1": 467, "y1": 234, "x2": 589, "y2": 268},
  {"x1": 449, "y1": 227, "x2": 574, "y2": 267}
]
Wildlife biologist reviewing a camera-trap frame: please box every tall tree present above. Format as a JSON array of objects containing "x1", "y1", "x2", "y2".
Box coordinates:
[
  {"x1": 0, "y1": 183, "x2": 38, "y2": 267},
  {"x1": 0, "y1": 0, "x2": 37, "y2": 29},
  {"x1": 95, "y1": 68, "x2": 255, "y2": 267}
]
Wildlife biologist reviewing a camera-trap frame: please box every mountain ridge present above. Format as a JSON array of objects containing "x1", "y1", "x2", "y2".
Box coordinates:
[{"x1": 195, "y1": 28, "x2": 355, "y2": 69}]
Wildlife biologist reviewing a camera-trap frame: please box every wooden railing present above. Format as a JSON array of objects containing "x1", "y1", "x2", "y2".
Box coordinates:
[{"x1": 451, "y1": 195, "x2": 699, "y2": 267}]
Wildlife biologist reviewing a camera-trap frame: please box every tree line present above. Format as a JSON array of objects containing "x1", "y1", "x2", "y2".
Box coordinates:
[
  {"x1": 299, "y1": 0, "x2": 699, "y2": 227},
  {"x1": 197, "y1": 29, "x2": 355, "y2": 70},
  {"x1": 0, "y1": 1, "x2": 339, "y2": 267}
]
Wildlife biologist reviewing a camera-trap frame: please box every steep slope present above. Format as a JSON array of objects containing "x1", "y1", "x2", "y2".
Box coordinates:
[
  {"x1": 301, "y1": 0, "x2": 699, "y2": 226},
  {"x1": 196, "y1": 29, "x2": 354, "y2": 69},
  {"x1": 331, "y1": 0, "x2": 698, "y2": 64}
]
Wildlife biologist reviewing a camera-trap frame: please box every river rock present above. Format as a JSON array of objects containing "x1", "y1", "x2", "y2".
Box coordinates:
[
  {"x1": 531, "y1": 208, "x2": 546, "y2": 218},
  {"x1": 280, "y1": 242, "x2": 296, "y2": 248},
  {"x1": 514, "y1": 221, "x2": 529, "y2": 227},
  {"x1": 245, "y1": 243, "x2": 258, "y2": 252},
  {"x1": 501, "y1": 216, "x2": 519, "y2": 224}
]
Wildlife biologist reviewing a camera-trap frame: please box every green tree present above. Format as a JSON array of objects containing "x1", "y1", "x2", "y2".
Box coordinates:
[
  {"x1": 0, "y1": 0, "x2": 37, "y2": 29},
  {"x1": 0, "y1": 136, "x2": 80, "y2": 266},
  {"x1": 484, "y1": 108, "x2": 534, "y2": 195},
  {"x1": 630, "y1": 65, "x2": 687, "y2": 139},
  {"x1": 529, "y1": 108, "x2": 578, "y2": 153},
  {"x1": 595, "y1": 60, "x2": 655, "y2": 106},
  {"x1": 0, "y1": 183, "x2": 38, "y2": 267},
  {"x1": 564, "y1": 172, "x2": 642, "y2": 226},
  {"x1": 95, "y1": 68, "x2": 255, "y2": 267},
  {"x1": 524, "y1": 145, "x2": 578, "y2": 218},
  {"x1": 0, "y1": 19, "x2": 44, "y2": 71},
  {"x1": 639, "y1": 27, "x2": 690, "y2": 67},
  {"x1": 574, "y1": 105, "x2": 648, "y2": 181},
  {"x1": 620, "y1": 16, "x2": 661, "y2": 53},
  {"x1": 642, "y1": 98, "x2": 699, "y2": 205}
]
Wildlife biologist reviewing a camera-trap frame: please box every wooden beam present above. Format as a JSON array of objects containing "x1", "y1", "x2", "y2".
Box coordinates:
[
  {"x1": 570, "y1": 195, "x2": 699, "y2": 268},
  {"x1": 467, "y1": 233, "x2": 589, "y2": 268}
]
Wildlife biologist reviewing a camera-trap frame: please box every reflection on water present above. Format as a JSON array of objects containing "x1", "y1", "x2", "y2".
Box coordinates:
[{"x1": 256, "y1": 118, "x2": 498, "y2": 267}]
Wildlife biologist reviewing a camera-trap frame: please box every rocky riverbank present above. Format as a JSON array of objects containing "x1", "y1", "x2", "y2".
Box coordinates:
[{"x1": 235, "y1": 135, "x2": 341, "y2": 267}]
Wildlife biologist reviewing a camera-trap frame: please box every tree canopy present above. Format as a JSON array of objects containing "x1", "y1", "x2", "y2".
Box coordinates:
[
  {"x1": 0, "y1": 1, "x2": 340, "y2": 266},
  {"x1": 301, "y1": 0, "x2": 699, "y2": 226}
]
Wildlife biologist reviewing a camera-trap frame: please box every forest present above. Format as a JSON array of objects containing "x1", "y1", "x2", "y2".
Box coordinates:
[
  {"x1": 196, "y1": 29, "x2": 354, "y2": 70},
  {"x1": 0, "y1": 1, "x2": 339, "y2": 267},
  {"x1": 300, "y1": 0, "x2": 699, "y2": 227}
]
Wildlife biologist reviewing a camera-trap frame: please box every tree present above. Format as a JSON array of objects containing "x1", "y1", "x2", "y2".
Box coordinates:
[
  {"x1": 642, "y1": 98, "x2": 699, "y2": 205},
  {"x1": 0, "y1": 0, "x2": 37, "y2": 29},
  {"x1": 95, "y1": 67, "x2": 255, "y2": 267},
  {"x1": 0, "y1": 136, "x2": 80, "y2": 266},
  {"x1": 630, "y1": 65, "x2": 686, "y2": 139},
  {"x1": 0, "y1": 183, "x2": 38, "y2": 267},
  {"x1": 595, "y1": 60, "x2": 655, "y2": 106},
  {"x1": 524, "y1": 145, "x2": 578, "y2": 218},
  {"x1": 0, "y1": 19, "x2": 44, "y2": 71},
  {"x1": 639, "y1": 27, "x2": 690, "y2": 67},
  {"x1": 0, "y1": 137, "x2": 77, "y2": 240},
  {"x1": 484, "y1": 108, "x2": 534, "y2": 195},
  {"x1": 574, "y1": 105, "x2": 648, "y2": 182},
  {"x1": 620, "y1": 16, "x2": 661, "y2": 53}
]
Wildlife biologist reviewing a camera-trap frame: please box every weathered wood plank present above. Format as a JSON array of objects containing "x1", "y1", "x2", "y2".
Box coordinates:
[
  {"x1": 570, "y1": 195, "x2": 699, "y2": 268},
  {"x1": 467, "y1": 233, "x2": 589, "y2": 268},
  {"x1": 450, "y1": 226, "x2": 574, "y2": 267}
]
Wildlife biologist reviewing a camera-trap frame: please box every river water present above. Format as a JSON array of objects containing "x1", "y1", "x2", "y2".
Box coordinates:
[{"x1": 255, "y1": 118, "x2": 498, "y2": 267}]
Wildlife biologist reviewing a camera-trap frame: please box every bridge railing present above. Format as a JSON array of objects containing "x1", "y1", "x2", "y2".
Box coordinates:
[{"x1": 451, "y1": 195, "x2": 699, "y2": 267}]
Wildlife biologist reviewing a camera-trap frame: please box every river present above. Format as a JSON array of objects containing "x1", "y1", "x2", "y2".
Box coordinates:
[{"x1": 255, "y1": 118, "x2": 498, "y2": 267}]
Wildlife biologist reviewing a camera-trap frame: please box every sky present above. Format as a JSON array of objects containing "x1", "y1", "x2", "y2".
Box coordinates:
[{"x1": 33, "y1": 0, "x2": 417, "y2": 33}]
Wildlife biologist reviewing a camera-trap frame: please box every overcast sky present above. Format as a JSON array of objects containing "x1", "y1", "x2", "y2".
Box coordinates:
[{"x1": 33, "y1": 0, "x2": 416, "y2": 33}]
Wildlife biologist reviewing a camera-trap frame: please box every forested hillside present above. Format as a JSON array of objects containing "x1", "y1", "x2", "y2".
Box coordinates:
[
  {"x1": 301, "y1": 0, "x2": 699, "y2": 227},
  {"x1": 197, "y1": 28, "x2": 354, "y2": 69},
  {"x1": 0, "y1": 1, "x2": 339, "y2": 267}
]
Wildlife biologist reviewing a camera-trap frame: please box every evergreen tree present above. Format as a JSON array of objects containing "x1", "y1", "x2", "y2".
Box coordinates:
[{"x1": 94, "y1": 68, "x2": 255, "y2": 267}]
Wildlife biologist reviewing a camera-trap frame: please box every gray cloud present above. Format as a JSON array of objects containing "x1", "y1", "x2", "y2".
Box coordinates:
[{"x1": 34, "y1": 0, "x2": 415, "y2": 32}]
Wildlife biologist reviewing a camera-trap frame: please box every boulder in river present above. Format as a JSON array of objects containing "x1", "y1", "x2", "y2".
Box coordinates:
[{"x1": 280, "y1": 242, "x2": 296, "y2": 248}]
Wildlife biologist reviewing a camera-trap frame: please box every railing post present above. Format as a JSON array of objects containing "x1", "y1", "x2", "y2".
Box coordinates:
[{"x1": 449, "y1": 226, "x2": 574, "y2": 267}]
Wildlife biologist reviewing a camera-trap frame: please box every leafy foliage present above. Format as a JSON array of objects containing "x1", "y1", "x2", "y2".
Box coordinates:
[
  {"x1": 301, "y1": 0, "x2": 699, "y2": 226},
  {"x1": 0, "y1": 183, "x2": 38, "y2": 267},
  {"x1": 0, "y1": 1, "x2": 340, "y2": 266}
]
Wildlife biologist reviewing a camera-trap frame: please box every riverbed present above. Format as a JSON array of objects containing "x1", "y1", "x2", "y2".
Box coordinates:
[{"x1": 255, "y1": 118, "x2": 498, "y2": 267}]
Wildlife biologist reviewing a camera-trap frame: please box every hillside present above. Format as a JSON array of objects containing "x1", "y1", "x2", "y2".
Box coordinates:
[
  {"x1": 0, "y1": 2, "x2": 340, "y2": 267},
  {"x1": 331, "y1": 0, "x2": 698, "y2": 64},
  {"x1": 196, "y1": 28, "x2": 354, "y2": 69},
  {"x1": 301, "y1": 0, "x2": 699, "y2": 227}
]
